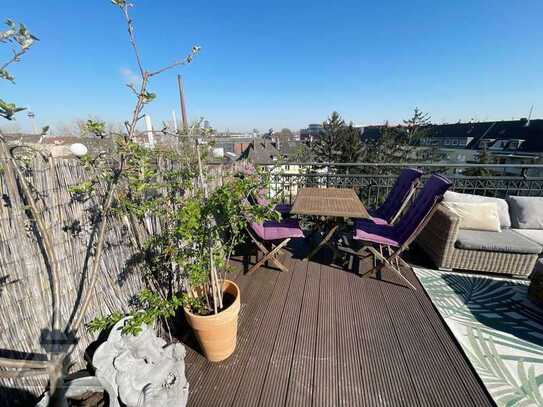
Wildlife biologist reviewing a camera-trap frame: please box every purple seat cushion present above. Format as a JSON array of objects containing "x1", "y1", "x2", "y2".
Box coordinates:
[
  {"x1": 353, "y1": 222, "x2": 400, "y2": 247},
  {"x1": 251, "y1": 219, "x2": 304, "y2": 241},
  {"x1": 357, "y1": 216, "x2": 389, "y2": 226}
]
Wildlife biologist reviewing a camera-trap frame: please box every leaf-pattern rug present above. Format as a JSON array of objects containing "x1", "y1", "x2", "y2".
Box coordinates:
[{"x1": 414, "y1": 268, "x2": 543, "y2": 406}]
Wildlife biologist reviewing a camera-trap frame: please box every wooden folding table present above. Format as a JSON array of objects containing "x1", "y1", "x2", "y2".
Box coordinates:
[{"x1": 290, "y1": 187, "x2": 369, "y2": 260}]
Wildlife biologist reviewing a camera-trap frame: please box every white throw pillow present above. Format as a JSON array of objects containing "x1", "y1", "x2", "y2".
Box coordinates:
[
  {"x1": 443, "y1": 202, "x2": 502, "y2": 232},
  {"x1": 444, "y1": 191, "x2": 511, "y2": 228}
]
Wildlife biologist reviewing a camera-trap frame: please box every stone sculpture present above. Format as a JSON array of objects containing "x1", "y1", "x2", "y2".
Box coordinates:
[{"x1": 92, "y1": 318, "x2": 189, "y2": 407}]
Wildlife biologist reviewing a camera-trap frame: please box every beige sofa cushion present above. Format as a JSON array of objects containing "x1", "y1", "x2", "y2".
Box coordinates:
[
  {"x1": 444, "y1": 191, "x2": 511, "y2": 228},
  {"x1": 443, "y1": 202, "x2": 501, "y2": 232}
]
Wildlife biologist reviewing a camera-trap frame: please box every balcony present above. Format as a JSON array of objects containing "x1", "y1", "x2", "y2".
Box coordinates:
[{"x1": 179, "y1": 161, "x2": 543, "y2": 406}]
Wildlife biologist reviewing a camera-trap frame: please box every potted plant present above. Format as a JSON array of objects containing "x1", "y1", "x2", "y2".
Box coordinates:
[
  {"x1": 176, "y1": 160, "x2": 278, "y2": 361},
  {"x1": 90, "y1": 154, "x2": 278, "y2": 362}
]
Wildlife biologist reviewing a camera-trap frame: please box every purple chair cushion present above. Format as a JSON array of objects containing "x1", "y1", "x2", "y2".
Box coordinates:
[
  {"x1": 275, "y1": 203, "x2": 292, "y2": 214},
  {"x1": 372, "y1": 168, "x2": 423, "y2": 223},
  {"x1": 394, "y1": 174, "x2": 451, "y2": 243},
  {"x1": 250, "y1": 219, "x2": 304, "y2": 241},
  {"x1": 256, "y1": 196, "x2": 292, "y2": 214}
]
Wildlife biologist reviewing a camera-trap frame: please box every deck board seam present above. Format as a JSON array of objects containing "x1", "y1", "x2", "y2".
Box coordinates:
[
  {"x1": 282, "y1": 258, "x2": 310, "y2": 407},
  {"x1": 310, "y1": 262, "x2": 322, "y2": 407},
  {"x1": 378, "y1": 280, "x2": 424, "y2": 406},
  {"x1": 225, "y1": 258, "x2": 284, "y2": 407}
]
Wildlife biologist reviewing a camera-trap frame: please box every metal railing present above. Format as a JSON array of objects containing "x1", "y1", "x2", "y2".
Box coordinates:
[{"x1": 256, "y1": 162, "x2": 543, "y2": 208}]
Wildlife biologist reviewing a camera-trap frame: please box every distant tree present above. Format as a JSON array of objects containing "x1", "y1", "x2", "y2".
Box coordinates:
[
  {"x1": 403, "y1": 108, "x2": 444, "y2": 162},
  {"x1": 337, "y1": 123, "x2": 364, "y2": 167},
  {"x1": 311, "y1": 111, "x2": 343, "y2": 164},
  {"x1": 403, "y1": 107, "x2": 431, "y2": 144},
  {"x1": 361, "y1": 125, "x2": 411, "y2": 167},
  {"x1": 263, "y1": 128, "x2": 274, "y2": 139},
  {"x1": 291, "y1": 142, "x2": 312, "y2": 161}
]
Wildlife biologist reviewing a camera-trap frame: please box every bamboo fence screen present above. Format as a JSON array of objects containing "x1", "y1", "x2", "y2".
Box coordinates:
[{"x1": 0, "y1": 143, "x2": 227, "y2": 403}]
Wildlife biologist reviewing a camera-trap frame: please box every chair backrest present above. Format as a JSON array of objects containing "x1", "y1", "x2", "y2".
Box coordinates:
[
  {"x1": 374, "y1": 168, "x2": 423, "y2": 223},
  {"x1": 394, "y1": 174, "x2": 452, "y2": 245}
]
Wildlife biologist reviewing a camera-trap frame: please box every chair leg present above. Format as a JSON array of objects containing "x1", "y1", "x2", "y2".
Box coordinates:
[
  {"x1": 267, "y1": 239, "x2": 291, "y2": 272},
  {"x1": 248, "y1": 238, "x2": 291, "y2": 274},
  {"x1": 305, "y1": 224, "x2": 338, "y2": 261},
  {"x1": 359, "y1": 245, "x2": 417, "y2": 290}
]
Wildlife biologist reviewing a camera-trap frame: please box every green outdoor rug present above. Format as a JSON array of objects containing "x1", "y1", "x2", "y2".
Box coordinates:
[{"x1": 414, "y1": 268, "x2": 543, "y2": 406}]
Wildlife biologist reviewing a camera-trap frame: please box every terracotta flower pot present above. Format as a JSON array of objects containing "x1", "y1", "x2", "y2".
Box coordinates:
[{"x1": 184, "y1": 279, "x2": 240, "y2": 362}]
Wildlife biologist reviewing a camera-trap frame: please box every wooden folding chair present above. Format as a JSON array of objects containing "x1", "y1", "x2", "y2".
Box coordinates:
[
  {"x1": 344, "y1": 174, "x2": 452, "y2": 289},
  {"x1": 246, "y1": 219, "x2": 304, "y2": 274}
]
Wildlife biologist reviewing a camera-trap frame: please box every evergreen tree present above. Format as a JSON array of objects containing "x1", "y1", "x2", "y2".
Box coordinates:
[
  {"x1": 403, "y1": 107, "x2": 431, "y2": 144},
  {"x1": 311, "y1": 111, "x2": 344, "y2": 164},
  {"x1": 310, "y1": 112, "x2": 364, "y2": 172},
  {"x1": 337, "y1": 123, "x2": 364, "y2": 164}
]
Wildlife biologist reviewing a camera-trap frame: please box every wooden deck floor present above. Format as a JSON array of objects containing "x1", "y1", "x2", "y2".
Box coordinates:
[{"x1": 182, "y1": 243, "x2": 494, "y2": 407}]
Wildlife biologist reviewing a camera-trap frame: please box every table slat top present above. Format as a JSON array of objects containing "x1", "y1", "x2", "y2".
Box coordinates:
[{"x1": 290, "y1": 187, "x2": 369, "y2": 218}]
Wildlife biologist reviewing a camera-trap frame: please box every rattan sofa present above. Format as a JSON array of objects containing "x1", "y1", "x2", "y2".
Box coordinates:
[{"x1": 416, "y1": 204, "x2": 541, "y2": 278}]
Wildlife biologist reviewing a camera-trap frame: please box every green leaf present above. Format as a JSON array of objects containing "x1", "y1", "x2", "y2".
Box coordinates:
[{"x1": 0, "y1": 68, "x2": 14, "y2": 82}]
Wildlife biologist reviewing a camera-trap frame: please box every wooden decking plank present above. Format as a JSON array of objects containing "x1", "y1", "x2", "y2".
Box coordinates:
[
  {"x1": 349, "y1": 272, "x2": 420, "y2": 406},
  {"x1": 379, "y1": 270, "x2": 479, "y2": 406},
  {"x1": 231, "y1": 255, "x2": 296, "y2": 407},
  {"x1": 334, "y1": 266, "x2": 366, "y2": 407},
  {"x1": 313, "y1": 262, "x2": 338, "y2": 407},
  {"x1": 285, "y1": 259, "x2": 320, "y2": 407},
  {"x1": 186, "y1": 256, "x2": 282, "y2": 407},
  {"x1": 405, "y1": 266, "x2": 494, "y2": 406},
  {"x1": 258, "y1": 255, "x2": 309, "y2": 406},
  {"x1": 183, "y1": 244, "x2": 492, "y2": 407}
]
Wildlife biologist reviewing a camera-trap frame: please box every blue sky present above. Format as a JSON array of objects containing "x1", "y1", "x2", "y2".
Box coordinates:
[{"x1": 2, "y1": 0, "x2": 543, "y2": 133}]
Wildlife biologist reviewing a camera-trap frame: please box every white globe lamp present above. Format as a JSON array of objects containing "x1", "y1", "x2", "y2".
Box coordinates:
[{"x1": 70, "y1": 143, "x2": 88, "y2": 157}]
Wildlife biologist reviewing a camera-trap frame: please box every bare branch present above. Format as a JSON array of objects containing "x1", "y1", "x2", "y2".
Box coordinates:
[
  {"x1": 149, "y1": 45, "x2": 201, "y2": 77},
  {"x1": 1, "y1": 48, "x2": 28, "y2": 72},
  {"x1": 66, "y1": 170, "x2": 120, "y2": 334},
  {"x1": 120, "y1": 3, "x2": 146, "y2": 78},
  {"x1": 6, "y1": 146, "x2": 62, "y2": 334}
]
